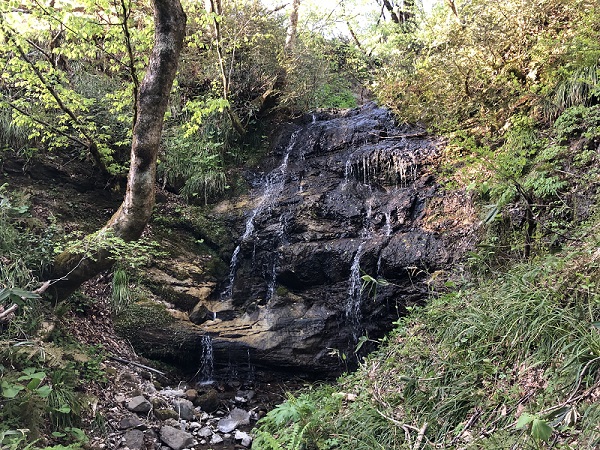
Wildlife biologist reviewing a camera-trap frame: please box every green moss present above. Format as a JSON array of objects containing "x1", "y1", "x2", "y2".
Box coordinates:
[
  {"x1": 114, "y1": 301, "x2": 175, "y2": 340},
  {"x1": 275, "y1": 285, "x2": 289, "y2": 297}
]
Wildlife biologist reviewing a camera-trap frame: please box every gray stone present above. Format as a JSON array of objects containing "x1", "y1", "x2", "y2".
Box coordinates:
[
  {"x1": 159, "y1": 425, "x2": 194, "y2": 450},
  {"x1": 229, "y1": 408, "x2": 250, "y2": 426},
  {"x1": 118, "y1": 415, "x2": 143, "y2": 430},
  {"x1": 173, "y1": 399, "x2": 195, "y2": 421},
  {"x1": 209, "y1": 434, "x2": 224, "y2": 445},
  {"x1": 127, "y1": 395, "x2": 152, "y2": 413},
  {"x1": 217, "y1": 417, "x2": 238, "y2": 433},
  {"x1": 122, "y1": 429, "x2": 144, "y2": 449},
  {"x1": 197, "y1": 427, "x2": 212, "y2": 438},
  {"x1": 235, "y1": 430, "x2": 253, "y2": 448},
  {"x1": 161, "y1": 389, "x2": 186, "y2": 398}
]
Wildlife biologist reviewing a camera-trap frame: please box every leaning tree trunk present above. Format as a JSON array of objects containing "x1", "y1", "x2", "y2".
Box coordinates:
[{"x1": 48, "y1": 0, "x2": 186, "y2": 301}]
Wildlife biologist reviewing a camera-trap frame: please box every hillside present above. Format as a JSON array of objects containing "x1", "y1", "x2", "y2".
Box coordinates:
[{"x1": 1, "y1": 0, "x2": 600, "y2": 449}]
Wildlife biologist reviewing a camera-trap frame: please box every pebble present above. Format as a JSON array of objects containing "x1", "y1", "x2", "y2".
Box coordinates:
[
  {"x1": 235, "y1": 430, "x2": 253, "y2": 447},
  {"x1": 210, "y1": 434, "x2": 224, "y2": 445}
]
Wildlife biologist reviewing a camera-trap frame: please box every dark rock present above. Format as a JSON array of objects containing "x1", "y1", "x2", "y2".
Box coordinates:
[
  {"x1": 127, "y1": 396, "x2": 152, "y2": 414},
  {"x1": 118, "y1": 415, "x2": 144, "y2": 430},
  {"x1": 189, "y1": 302, "x2": 212, "y2": 324},
  {"x1": 121, "y1": 429, "x2": 145, "y2": 449},
  {"x1": 127, "y1": 104, "x2": 476, "y2": 377},
  {"x1": 159, "y1": 425, "x2": 194, "y2": 450},
  {"x1": 193, "y1": 389, "x2": 219, "y2": 412}
]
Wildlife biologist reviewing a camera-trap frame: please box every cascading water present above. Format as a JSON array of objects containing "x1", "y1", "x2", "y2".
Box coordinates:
[
  {"x1": 346, "y1": 242, "x2": 365, "y2": 339},
  {"x1": 384, "y1": 211, "x2": 392, "y2": 237},
  {"x1": 198, "y1": 335, "x2": 214, "y2": 384},
  {"x1": 345, "y1": 196, "x2": 374, "y2": 339},
  {"x1": 222, "y1": 130, "x2": 300, "y2": 298}
]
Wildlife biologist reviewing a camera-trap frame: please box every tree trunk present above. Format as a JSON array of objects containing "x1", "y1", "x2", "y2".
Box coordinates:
[
  {"x1": 381, "y1": 0, "x2": 400, "y2": 24},
  {"x1": 284, "y1": 0, "x2": 301, "y2": 55},
  {"x1": 48, "y1": 0, "x2": 186, "y2": 301}
]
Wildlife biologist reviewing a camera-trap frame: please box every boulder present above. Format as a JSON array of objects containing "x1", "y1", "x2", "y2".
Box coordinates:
[
  {"x1": 121, "y1": 429, "x2": 145, "y2": 449},
  {"x1": 235, "y1": 430, "x2": 253, "y2": 447},
  {"x1": 172, "y1": 399, "x2": 195, "y2": 421},
  {"x1": 118, "y1": 415, "x2": 143, "y2": 430},
  {"x1": 127, "y1": 396, "x2": 152, "y2": 414},
  {"x1": 193, "y1": 389, "x2": 219, "y2": 412},
  {"x1": 159, "y1": 425, "x2": 194, "y2": 450}
]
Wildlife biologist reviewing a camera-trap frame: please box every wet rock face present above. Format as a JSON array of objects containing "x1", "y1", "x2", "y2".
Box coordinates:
[
  {"x1": 197, "y1": 103, "x2": 476, "y2": 377},
  {"x1": 135, "y1": 103, "x2": 477, "y2": 378}
]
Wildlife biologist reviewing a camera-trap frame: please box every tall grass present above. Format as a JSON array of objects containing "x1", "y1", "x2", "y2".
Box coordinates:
[{"x1": 110, "y1": 266, "x2": 131, "y2": 316}]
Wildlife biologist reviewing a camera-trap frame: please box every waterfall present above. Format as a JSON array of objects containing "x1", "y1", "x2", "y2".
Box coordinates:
[
  {"x1": 346, "y1": 242, "x2": 365, "y2": 340},
  {"x1": 222, "y1": 130, "x2": 299, "y2": 298},
  {"x1": 345, "y1": 195, "x2": 375, "y2": 339},
  {"x1": 198, "y1": 335, "x2": 214, "y2": 384},
  {"x1": 266, "y1": 212, "x2": 288, "y2": 301},
  {"x1": 384, "y1": 211, "x2": 392, "y2": 237}
]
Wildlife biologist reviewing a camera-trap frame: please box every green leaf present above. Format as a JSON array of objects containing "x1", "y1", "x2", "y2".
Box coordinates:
[
  {"x1": 35, "y1": 385, "x2": 52, "y2": 398},
  {"x1": 54, "y1": 405, "x2": 72, "y2": 414},
  {"x1": 531, "y1": 418, "x2": 553, "y2": 442},
  {"x1": 516, "y1": 412, "x2": 535, "y2": 429},
  {"x1": 9, "y1": 288, "x2": 41, "y2": 299},
  {"x1": 26, "y1": 377, "x2": 42, "y2": 390},
  {"x1": 1, "y1": 381, "x2": 25, "y2": 399}
]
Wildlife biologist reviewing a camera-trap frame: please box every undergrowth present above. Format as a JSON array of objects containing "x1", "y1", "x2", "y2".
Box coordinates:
[
  {"x1": 1, "y1": 186, "x2": 105, "y2": 448},
  {"x1": 254, "y1": 224, "x2": 600, "y2": 449}
]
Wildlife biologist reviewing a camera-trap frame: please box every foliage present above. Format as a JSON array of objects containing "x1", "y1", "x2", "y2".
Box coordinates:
[
  {"x1": 56, "y1": 229, "x2": 165, "y2": 271},
  {"x1": 0, "y1": 364, "x2": 88, "y2": 447},
  {"x1": 0, "y1": 184, "x2": 58, "y2": 285},
  {"x1": 110, "y1": 266, "x2": 131, "y2": 317}
]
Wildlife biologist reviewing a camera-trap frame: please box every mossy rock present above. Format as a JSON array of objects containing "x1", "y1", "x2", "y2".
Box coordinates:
[
  {"x1": 154, "y1": 408, "x2": 179, "y2": 421},
  {"x1": 114, "y1": 301, "x2": 175, "y2": 341}
]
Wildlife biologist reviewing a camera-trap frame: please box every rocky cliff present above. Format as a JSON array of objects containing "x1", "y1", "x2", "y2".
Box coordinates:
[{"x1": 129, "y1": 103, "x2": 478, "y2": 378}]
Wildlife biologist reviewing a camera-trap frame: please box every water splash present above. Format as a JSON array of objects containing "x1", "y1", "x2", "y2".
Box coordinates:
[{"x1": 222, "y1": 130, "x2": 300, "y2": 298}]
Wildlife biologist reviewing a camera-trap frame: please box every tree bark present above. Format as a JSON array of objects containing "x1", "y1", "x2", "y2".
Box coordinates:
[
  {"x1": 48, "y1": 0, "x2": 186, "y2": 301},
  {"x1": 284, "y1": 0, "x2": 301, "y2": 55},
  {"x1": 445, "y1": 0, "x2": 460, "y2": 20},
  {"x1": 381, "y1": 0, "x2": 400, "y2": 24}
]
